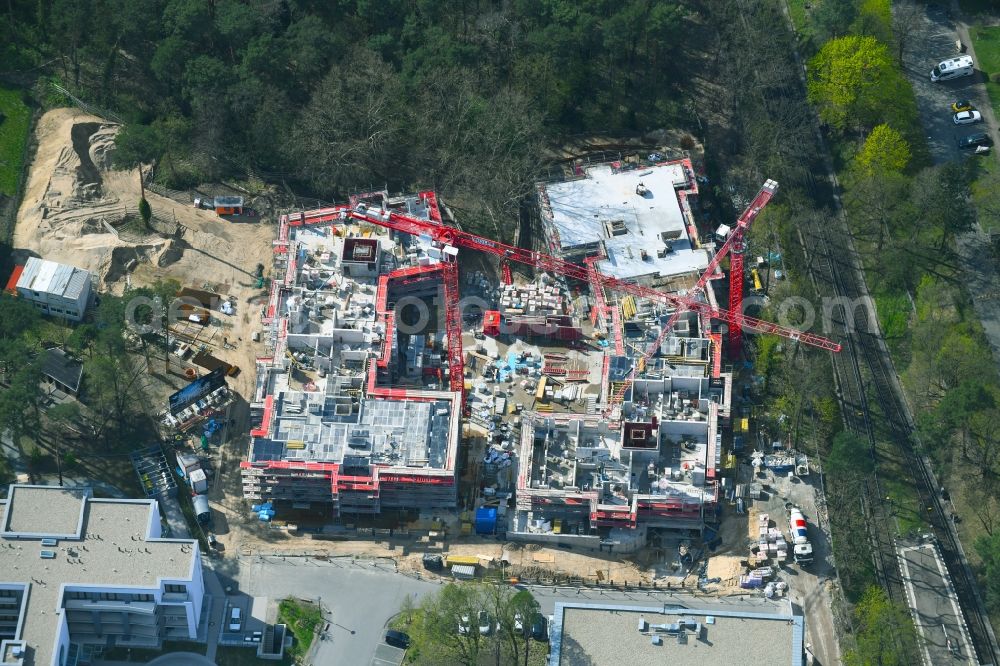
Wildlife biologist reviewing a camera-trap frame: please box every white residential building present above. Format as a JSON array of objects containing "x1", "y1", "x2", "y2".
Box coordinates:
[
  {"x1": 15, "y1": 258, "x2": 93, "y2": 322},
  {"x1": 0, "y1": 485, "x2": 204, "y2": 666}
]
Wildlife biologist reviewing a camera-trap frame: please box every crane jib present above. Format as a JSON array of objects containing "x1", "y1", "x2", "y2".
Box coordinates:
[{"x1": 350, "y1": 199, "x2": 841, "y2": 355}]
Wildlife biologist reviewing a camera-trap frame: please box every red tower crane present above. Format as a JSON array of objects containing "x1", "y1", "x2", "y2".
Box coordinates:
[
  {"x1": 500, "y1": 260, "x2": 513, "y2": 285},
  {"x1": 607, "y1": 179, "x2": 779, "y2": 413},
  {"x1": 726, "y1": 184, "x2": 777, "y2": 358},
  {"x1": 344, "y1": 203, "x2": 839, "y2": 352}
]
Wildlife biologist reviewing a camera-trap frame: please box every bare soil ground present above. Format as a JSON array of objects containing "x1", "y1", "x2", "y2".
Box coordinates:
[{"x1": 14, "y1": 108, "x2": 273, "y2": 403}]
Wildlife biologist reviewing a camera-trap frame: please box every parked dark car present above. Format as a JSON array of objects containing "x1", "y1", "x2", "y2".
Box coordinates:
[
  {"x1": 385, "y1": 629, "x2": 411, "y2": 649},
  {"x1": 531, "y1": 614, "x2": 548, "y2": 641},
  {"x1": 957, "y1": 132, "x2": 992, "y2": 149}
]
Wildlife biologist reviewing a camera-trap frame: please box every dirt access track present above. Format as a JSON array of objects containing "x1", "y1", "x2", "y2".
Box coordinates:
[{"x1": 13, "y1": 108, "x2": 275, "y2": 400}]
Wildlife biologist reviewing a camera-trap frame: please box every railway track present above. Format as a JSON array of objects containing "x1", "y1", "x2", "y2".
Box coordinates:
[
  {"x1": 803, "y1": 223, "x2": 904, "y2": 604},
  {"x1": 799, "y1": 214, "x2": 999, "y2": 664}
]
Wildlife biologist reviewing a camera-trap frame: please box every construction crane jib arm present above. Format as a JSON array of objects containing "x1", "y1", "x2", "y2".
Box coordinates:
[
  {"x1": 692, "y1": 179, "x2": 778, "y2": 298},
  {"x1": 344, "y1": 205, "x2": 842, "y2": 353}
]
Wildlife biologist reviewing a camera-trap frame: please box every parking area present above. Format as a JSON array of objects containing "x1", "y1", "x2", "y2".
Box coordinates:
[
  {"x1": 240, "y1": 556, "x2": 439, "y2": 666},
  {"x1": 370, "y1": 643, "x2": 406, "y2": 666},
  {"x1": 900, "y1": 3, "x2": 997, "y2": 163},
  {"x1": 218, "y1": 594, "x2": 265, "y2": 647}
]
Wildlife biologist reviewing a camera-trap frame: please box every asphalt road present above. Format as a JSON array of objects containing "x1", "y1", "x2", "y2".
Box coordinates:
[
  {"x1": 239, "y1": 556, "x2": 438, "y2": 666},
  {"x1": 898, "y1": 541, "x2": 976, "y2": 665},
  {"x1": 236, "y1": 555, "x2": 794, "y2": 666},
  {"x1": 755, "y1": 468, "x2": 839, "y2": 666},
  {"x1": 899, "y1": 6, "x2": 1000, "y2": 662}
]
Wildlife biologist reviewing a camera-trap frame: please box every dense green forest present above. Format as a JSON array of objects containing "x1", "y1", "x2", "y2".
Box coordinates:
[{"x1": 2, "y1": 0, "x2": 691, "y2": 234}]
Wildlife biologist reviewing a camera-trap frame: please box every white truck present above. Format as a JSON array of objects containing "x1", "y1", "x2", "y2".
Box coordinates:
[
  {"x1": 788, "y1": 507, "x2": 813, "y2": 565},
  {"x1": 931, "y1": 55, "x2": 974, "y2": 82}
]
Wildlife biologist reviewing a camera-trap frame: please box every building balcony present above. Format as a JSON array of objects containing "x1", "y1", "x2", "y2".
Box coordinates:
[
  {"x1": 161, "y1": 592, "x2": 189, "y2": 603},
  {"x1": 162, "y1": 626, "x2": 194, "y2": 640},
  {"x1": 64, "y1": 599, "x2": 156, "y2": 615}
]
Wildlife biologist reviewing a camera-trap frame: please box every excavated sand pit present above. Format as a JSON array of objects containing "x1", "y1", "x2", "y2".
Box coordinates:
[{"x1": 14, "y1": 108, "x2": 273, "y2": 296}]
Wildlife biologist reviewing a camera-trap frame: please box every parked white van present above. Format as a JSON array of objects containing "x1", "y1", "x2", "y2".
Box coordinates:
[{"x1": 931, "y1": 55, "x2": 974, "y2": 82}]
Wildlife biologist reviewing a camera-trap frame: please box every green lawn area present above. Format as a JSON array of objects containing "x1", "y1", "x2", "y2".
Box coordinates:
[
  {"x1": 970, "y1": 26, "x2": 1000, "y2": 121},
  {"x1": 277, "y1": 598, "x2": 322, "y2": 662},
  {"x1": 786, "y1": 0, "x2": 818, "y2": 54},
  {"x1": 874, "y1": 292, "x2": 912, "y2": 358},
  {"x1": 882, "y1": 473, "x2": 927, "y2": 536},
  {"x1": 0, "y1": 85, "x2": 31, "y2": 196},
  {"x1": 973, "y1": 155, "x2": 1000, "y2": 234}
]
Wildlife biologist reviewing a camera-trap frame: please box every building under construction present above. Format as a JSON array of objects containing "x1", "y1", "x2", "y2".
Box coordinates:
[
  {"x1": 489, "y1": 156, "x2": 736, "y2": 548},
  {"x1": 241, "y1": 190, "x2": 464, "y2": 518},
  {"x1": 511, "y1": 333, "x2": 731, "y2": 550},
  {"x1": 536, "y1": 158, "x2": 707, "y2": 286},
  {"x1": 240, "y1": 162, "x2": 837, "y2": 535}
]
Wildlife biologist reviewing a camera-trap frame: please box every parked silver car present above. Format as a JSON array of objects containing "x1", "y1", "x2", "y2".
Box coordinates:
[{"x1": 953, "y1": 110, "x2": 983, "y2": 125}]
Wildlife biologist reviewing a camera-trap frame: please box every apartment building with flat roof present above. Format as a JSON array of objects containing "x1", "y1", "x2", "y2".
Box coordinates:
[{"x1": 0, "y1": 485, "x2": 203, "y2": 666}]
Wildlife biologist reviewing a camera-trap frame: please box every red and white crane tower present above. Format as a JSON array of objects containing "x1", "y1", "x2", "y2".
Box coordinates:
[{"x1": 606, "y1": 179, "x2": 780, "y2": 413}]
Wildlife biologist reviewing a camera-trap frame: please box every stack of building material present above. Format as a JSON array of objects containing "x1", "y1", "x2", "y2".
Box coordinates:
[
  {"x1": 498, "y1": 282, "x2": 566, "y2": 316},
  {"x1": 739, "y1": 566, "x2": 774, "y2": 589},
  {"x1": 752, "y1": 513, "x2": 789, "y2": 563}
]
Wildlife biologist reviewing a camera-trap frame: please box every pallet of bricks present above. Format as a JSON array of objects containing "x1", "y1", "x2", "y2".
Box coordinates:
[
  {"x1": 749, "y1": 513, "x2": 787, "y2": 565},
  {"x1": 739, "y1": 566, "x2": 774, "y2": 590}
]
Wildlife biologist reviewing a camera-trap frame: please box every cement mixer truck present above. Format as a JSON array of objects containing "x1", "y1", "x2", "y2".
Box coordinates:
[{"x1": 788, "y1": 506, "x2": 813, "y2": 565}]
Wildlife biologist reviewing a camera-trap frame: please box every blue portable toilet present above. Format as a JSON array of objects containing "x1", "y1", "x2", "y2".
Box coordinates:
[{"x1": 475, "y1": 507, "x2": 497, "y2": 535}]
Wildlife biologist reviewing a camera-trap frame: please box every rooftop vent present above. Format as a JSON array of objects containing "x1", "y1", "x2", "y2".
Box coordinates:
[
  {"x1": 40, "y1": 538, "x2": 57, "y2": 547},
  {"x1": 40, "y1": 550, "x2": 56, "y2": 559}
]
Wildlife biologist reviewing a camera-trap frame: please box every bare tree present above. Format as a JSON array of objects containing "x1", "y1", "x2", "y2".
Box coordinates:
[{"x1": 891, "y1": 0, "x2": 925, "y2": 64}]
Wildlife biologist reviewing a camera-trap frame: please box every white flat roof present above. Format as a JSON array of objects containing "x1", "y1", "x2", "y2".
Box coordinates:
[
  {"x1": 543, "y1": 164, "x2": 709, "y2": 280},
  {"x1": 0, "y1": 486, "x2": 198, "y2": 666},
  {"x1": 16, "y1": 257, "x2": 90, "y2": 299}
]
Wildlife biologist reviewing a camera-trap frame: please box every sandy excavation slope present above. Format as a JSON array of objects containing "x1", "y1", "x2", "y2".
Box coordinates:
[{"x1": 14, "y1": 108, "x2": 273, "y2": 298}]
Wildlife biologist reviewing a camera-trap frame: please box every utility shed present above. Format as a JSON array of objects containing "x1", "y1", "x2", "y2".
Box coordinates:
[
  {"x1": 213, "y1": 196, "x2": 244, "y2": 215},
  {"x1": 40, "y1": 348, "x2": 84, "y2": 395},
  {"x1": 15, "y1": 257, "x2": 93, "y2": 322}
]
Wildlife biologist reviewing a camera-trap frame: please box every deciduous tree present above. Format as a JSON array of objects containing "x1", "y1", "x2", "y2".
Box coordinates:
[
  {"x1": 807, "y1": 36, "x2": 905, "y2": 134},
  {"x1": 855, "y1": 124, "x2": 910, "y2": 176},
  {"x1": 844, "y1": 586, "x2": 918, "y2": 665}
]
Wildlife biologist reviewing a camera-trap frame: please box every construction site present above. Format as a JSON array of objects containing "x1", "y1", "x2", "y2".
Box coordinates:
[
  {"x1": 5, "y1": 111, "x2": 851, "y2": 663},
  {"x1": 240, "y1": 190, "x2": 464, "y2": 517},
  {"x1": 234, "y1": 155, "x2": 840, "y2": 553}
]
